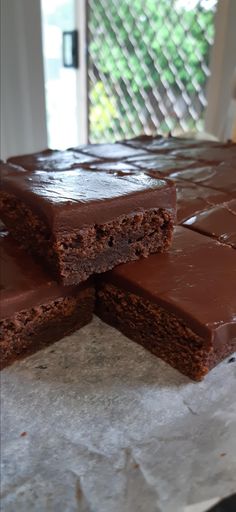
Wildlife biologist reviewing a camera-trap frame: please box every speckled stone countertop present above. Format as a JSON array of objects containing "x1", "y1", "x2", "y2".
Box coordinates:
[{"x1": 1, "y1": 317, "x2": 236, "y2": 512}]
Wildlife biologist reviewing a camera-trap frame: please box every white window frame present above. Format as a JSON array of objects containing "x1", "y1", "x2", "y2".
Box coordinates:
[{"x1": 205, "y1": 0, "x2": 236, "y2": 139}]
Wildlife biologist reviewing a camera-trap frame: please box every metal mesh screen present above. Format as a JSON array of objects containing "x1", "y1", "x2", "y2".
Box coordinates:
[{"x1": 88, "y1": 0, "x2": 218, "y2": 142}]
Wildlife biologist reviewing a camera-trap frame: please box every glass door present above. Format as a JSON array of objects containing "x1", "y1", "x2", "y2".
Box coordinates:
[{"x1": 41, "y1": 0, "x2": 79, "y2": 149}]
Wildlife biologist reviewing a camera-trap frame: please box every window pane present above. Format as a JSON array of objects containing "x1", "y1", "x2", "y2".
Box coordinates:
[
  {"x1": 41, "y1": 0, "x2": 78, "y2": 148},
  {"x1": 88, "y1": 0, "x2": 218, "y2": 142}
]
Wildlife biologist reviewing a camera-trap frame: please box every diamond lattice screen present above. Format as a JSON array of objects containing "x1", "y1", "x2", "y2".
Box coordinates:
[{"x1": 88, "y1": 0, "x2": 217, "y2": 142}]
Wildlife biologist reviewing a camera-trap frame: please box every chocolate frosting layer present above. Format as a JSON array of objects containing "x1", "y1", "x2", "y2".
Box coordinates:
[
  {"x1": 7, "y1": 149, "x2": 101, "y2": 171},
  {"x1": 76, "y1": 143, "x2": 150, "y2": 160},
  {"x1": 0, "y1": 230, "x2": 88, "y2": 319},
  {"x1": 170, "y1": 163, "x2": 236, "y2": 197},
  {"x1": 102, "y1": 226, "x2": 236, "y2": 342},
  {"x1": 121, "y1": 134, "x2": 223, "y2": 153},
  {"x1": 173, "y1": 179, "x2": 228, "y2": 222},
  {"x1": 170, "y1": 145, "x2": 236, "y2": 163},
  {"x1": 0, "y1": 162, "x2": 28, "y2": 177},
  {"x1": 86, "y1": 161, "x2": 139, "y2": 173},
  {"x1": 87, "y1": 154, "x2": 198, "y2": 177},
  {"x1": 120, "y1": 135, "x2": 163, "y2": 148},
  {"x1": 183, "y1": 199, "x2": 236, "y2": 248},
  {"x1": 126, "y1": 154, "x2": 197, "y2": 175},
  {"x1": 141, "y1": 138, "x2": 221, "y2": 154},
  {"x1": 1, "y1": 169, "x2": 176, "y2": 230}
]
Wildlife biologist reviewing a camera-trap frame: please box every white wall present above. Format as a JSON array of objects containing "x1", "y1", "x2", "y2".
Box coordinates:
[
  {"x1": 0, "y1": 0, "x2": 47, "y2": 160},
  {"x1": 205, "y1": 0, "x2": 236, "y2": 139}
]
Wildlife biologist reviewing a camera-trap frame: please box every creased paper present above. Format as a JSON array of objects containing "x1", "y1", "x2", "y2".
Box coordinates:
[{"x1": 1, "y1": 317, "x2": 236, "y2": 512}]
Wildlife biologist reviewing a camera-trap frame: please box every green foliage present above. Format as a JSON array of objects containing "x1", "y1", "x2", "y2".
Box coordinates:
[
  {"x1": 89, "y1": 82, "x2": 118, "y2": 140},
  {"x1": 44, "y1": 0, "x2": 215, "y2": 138},
  {"x1": 89, "y1": 0, "x2": 215, "y2": 94}
]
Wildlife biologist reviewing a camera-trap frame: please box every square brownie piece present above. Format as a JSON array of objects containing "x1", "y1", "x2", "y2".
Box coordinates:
[
  {"x1": 84, "y1": 161, "x2": 139, "y2": 173},
  {"x1": 169, "y1": 141, "x2": 236, "y2": 164},
  {"x1": 0, "y1": 230, "x2": 94, "y2": 369},
  {"x1": 170, "y1": 162, "x2": 236, "y2": 198},
  {"x1": 172, "y1": 179, "x2": 228, "y2": 222},
  {"x1": 183, "y1": 199, "x2": 236, "y2": 248},
  {"x1": 75, "y1": 142, "x2": 150, "y2": 160},
  {"x1": 0, "y1": 167, "x2": 176, "y2": 285},
  {"x1": 7, "y1": 148, "x2": 102, "y2": 171},
  {"x1": 96, "y1": 227, "x2": 236, "y2": 381},
  {"x1": 120, "y1": 134, "x2": 164, "y2": 149},
  {"x1": 121, "y1": 134, "x2": 220, "y2": 153},
  {"x1": 123, "y1": 153, "x2": 198, "y2": 176}
]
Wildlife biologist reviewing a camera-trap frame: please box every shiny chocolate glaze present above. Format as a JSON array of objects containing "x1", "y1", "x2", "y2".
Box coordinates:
[
  {"x1": 121, "y1": 134, "x2": 222, "y2": 152},
  {"x1": 170, "y1": 145, "x2": 236, "y2": 163},
  {"x1": 0, "y1": 162, "x2": 27, "y2": 177},
  {"x1": 126, "y1": 153, "x2": 198, "y2": 175},
  {"x1": 140, "y1": 137, "x2": 221, "y2": 154},
  {"x1": 170, "y1": 162, "x2": 236, "y2": 197},
  {"x1": 119, "y1": 135, "x2": 164, "y2": 149},
  {"x1": 173, "y1": 179, "x2": 228, "y2": 222},
  {"x1": 183, "y1": 199, "x2": 236, "y2": 248},
  {"x1": 102, "y1": 226, "x2": 236, "y2": 342},
  {"x1": 1, "y1": 168, "x2": 176, "y2": 230},
  {"x1": 76, "y1": 142, "x2": 150, "y2": 160},
  {"x1": 86, "y1": 161, "x2": 139, "y2": 173},
  {"x1": 7, "y1": 148, "x2": 101, "y2": 171}
]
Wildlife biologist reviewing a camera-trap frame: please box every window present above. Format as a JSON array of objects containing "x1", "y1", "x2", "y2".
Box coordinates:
[
  {"x1": 88, "y1": 0, "x2": 218, "y2": 142},
  {"x1": 41, "y1": 0, "x2": 79, "y2": 148}
]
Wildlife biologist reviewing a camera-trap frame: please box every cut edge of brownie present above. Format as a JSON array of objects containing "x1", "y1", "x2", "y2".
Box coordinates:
[
  {"x1": 95, "y1": 283, "x2": 236, "y2": 381},
  {"x1": 0, "y1": 191, "x2": 175, "y2": 285},
  {"x1": 0, "y1": 286, "x2": 94, "y2": 370}
]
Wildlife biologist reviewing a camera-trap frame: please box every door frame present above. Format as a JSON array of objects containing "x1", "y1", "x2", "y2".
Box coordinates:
[{"x1": 205, "y1": 0, "x2": 236, "y2": 139}]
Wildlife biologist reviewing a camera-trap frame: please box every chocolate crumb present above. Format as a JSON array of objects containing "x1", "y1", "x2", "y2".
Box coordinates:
[{"x1": 20, "y1": 431, "x2": 27, "y2": 437}]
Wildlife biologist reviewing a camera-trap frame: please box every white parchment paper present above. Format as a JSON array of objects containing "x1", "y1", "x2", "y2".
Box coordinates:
[{"x1": 1, "y1": 317, "x2": 236, "y2": 512}]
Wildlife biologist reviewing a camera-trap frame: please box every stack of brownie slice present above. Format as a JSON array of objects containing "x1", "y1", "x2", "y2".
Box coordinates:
[{"x1": 1, "y1": 135, "x2": 236, "y2": 380}]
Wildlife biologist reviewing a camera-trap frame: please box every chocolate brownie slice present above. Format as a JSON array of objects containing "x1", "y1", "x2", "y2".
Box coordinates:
[
  {"x1": 119, "y1": 134, "x2": 164, "y2": 149},
  {"x1": 0, "y1": 230, "x2": 94, "y2": 369},
  {"x1": 172, "y1": 179, "x2": 228, "y2": 222},
  {"x1": 7, "y1": 148, "x2": 102, "y2": 171},
  {"x1": 75, "y1": 142, "x2": 150, "y2": 160},
  {"x1": 84, "y1": 161, "x2": 139, "y2": 173},
  {"x1": 183, "y1": 199, "x2": 236, "y2": 248},
  {"x1": 96, "y1": 227, "x2": 236, "y2": 381},
  {"x1": 0, "y1": 161, "x2": 27, "y2": 177},
  {"x1": 170, "y1": 162, "x2": 236, "y2": 198},
  {"x1": 121, "y1": 134, "x2": 221, "y2": 153},
  {"x1": 0, "y1": 167, "x2": 176, "y2": 285},
  {"x1": 169, "y1": 142, "x2": 236, "y2": 164},
  {"x1": 123, "y1": 153, "x2": 198, "y2": 175}
]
